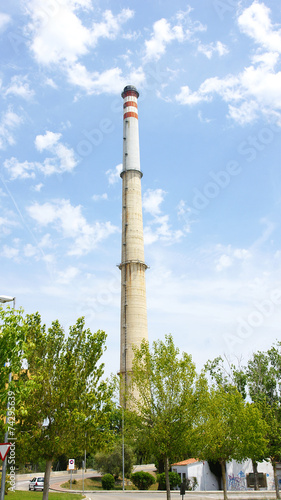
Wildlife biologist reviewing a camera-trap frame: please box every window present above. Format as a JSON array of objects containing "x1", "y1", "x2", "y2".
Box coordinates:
[{"x1": 246, "y1": 473, "x2": 267, "y2": 488}]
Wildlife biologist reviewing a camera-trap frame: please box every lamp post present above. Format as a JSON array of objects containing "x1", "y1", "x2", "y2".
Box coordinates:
[{"x1": 0, "y1": 295, "x2": 16, "y2": 500}]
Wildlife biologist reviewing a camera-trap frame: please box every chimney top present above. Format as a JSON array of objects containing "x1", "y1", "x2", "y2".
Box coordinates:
[{"x1": 121, "y1": 85, "x2": 139, "y2": 99}]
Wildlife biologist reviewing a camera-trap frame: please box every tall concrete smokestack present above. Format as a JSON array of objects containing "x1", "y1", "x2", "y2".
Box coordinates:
[{"x1": 119, "y1": 85, "x2": 148, "y2": 403}]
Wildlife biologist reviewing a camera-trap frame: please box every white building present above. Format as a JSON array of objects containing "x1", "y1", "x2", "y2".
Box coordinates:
[{"x1": 172, "y1": 458, "x2": 280, "y2": 491}]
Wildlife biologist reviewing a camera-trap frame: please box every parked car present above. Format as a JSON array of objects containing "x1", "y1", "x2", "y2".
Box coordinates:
[{"x1": 29, "y1": 477, "x2": 44, "y2": 491}]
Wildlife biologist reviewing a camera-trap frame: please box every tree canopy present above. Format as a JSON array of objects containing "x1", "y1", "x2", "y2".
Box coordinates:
[
  {"x1": 129, "y1": 334, "x2": 199, "y2": 500},
  {"x1": 1, "y1": 309, "x2": 115, "y2": 500}
]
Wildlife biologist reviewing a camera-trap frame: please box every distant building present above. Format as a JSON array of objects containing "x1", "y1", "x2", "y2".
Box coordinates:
[{"x1": 172, "y1": 458, "x2": 281, "y2": 491}]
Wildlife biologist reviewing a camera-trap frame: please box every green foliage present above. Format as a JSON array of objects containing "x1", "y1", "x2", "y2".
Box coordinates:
[
  {"x1": 186, "y1": 476, "x2": 198, "y2": 491},
  {"x1": 0, "y1": 472, "x2": 9, "y2": 495},
  {"x1": 7, "y1": 311, "x2": 116, "y2": 500},
  {"x1": 157, "y1": 471, "x2": 181, "y2": 490},
  {"x1": 130, "y1": 471, "x2": 155, "y2": 490},
  {"x1": 0, "y1": 306, "x2": 25, "y2": 428},
  {"x1": 129, "y1": 334, "x2": 199, "y2": 499},
  {"x1": 16, "y1": 315, "x2": 115, "y2": 461},
  {"x1": 94, "y1": 443, "x2": 135, "y2": 479},
  {"x1": 101, "y1": 474, "x2": 115, "y2": 490}
]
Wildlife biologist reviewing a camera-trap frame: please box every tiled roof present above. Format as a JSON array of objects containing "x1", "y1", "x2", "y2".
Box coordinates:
[{"x1": 172, "y1": 458, "x2": 199, "y2": 466}]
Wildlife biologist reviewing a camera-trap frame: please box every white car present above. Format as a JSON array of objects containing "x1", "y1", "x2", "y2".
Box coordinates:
[{"x1": 29, "y1": 477, "x2": 44, "y2": 491}]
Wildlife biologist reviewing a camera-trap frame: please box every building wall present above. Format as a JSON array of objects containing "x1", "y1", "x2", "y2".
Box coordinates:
[
  {"x1": 172, "y1": 460, "x2": 278, "y2": 491},
  {"x1": 227, "y1": 459, "x2": 276, "y2": 491},
  {"x1": 172, "y1": 462, "x2": 219, "y2": 491}
]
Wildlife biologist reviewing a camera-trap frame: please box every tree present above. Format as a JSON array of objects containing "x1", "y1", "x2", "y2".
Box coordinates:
[
  {"x1": 246, "y1": 345, "x2": 281, "y2": 499},
  {"x1": 94, "y1": 443, "x2": 135, "y2": 479},
  {"x1": 193, "y1": 385, "x2": 268, "y2": 500},
  {"x1": 16, "y1": 313, "x2": 115, "y2": 500},
  {"x1": 206, "y1": 355, "x2": 266, "y2": 490},
  {"x1": 129, "y1": 335, "x2": 198, "y2": 500},
  {"x1": 0, "y1": 305, "x2": 25, "y2": 434}
]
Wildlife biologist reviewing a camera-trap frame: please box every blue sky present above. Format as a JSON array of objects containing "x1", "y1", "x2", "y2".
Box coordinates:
[{"x1": 1, "y1": 0, "x2": 281, "y2": 378}]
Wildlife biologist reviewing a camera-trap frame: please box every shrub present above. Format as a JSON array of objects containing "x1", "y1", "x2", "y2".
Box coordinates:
[
  {"x1": 102, "y1": 473, "x2": 115, "y2": 490},
  {"x1": 157, "y1": 471, "x2": 181, "y2": 490},
  {"x1": 131, "y1": 471, "x2": 156, "y2": 490},
  {"x1": 0, "y1": 472, "x2": 9, "y2": 494},
  {"x1": 95, "y1": 444, "x2": 135, "y2": 479},
  {"x1": 186, "y1": 477, "x2": 198, "y2": 491}
]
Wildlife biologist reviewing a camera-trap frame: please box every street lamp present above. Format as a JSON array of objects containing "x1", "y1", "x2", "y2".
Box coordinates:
[{"x1": 0, "y1": 295, "x2": 16, "y2": 500}]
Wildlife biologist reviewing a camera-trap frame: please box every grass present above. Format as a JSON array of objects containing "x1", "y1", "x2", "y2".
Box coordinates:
[{"x1": 6, "y1": 491, "x2": 85, "y2": 500}]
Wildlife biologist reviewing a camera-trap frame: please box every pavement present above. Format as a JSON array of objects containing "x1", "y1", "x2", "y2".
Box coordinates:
[
  {"x1": 51, "y1": 491, "x2": 278, "y2": 500},
  {"x1": 49, "y1": 480, "x2": 277, "y2": 500}
]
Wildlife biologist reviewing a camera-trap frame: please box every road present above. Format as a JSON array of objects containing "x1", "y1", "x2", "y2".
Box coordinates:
[{"x1": 15, "y1": 470, "x2": 97, "y2": 491}]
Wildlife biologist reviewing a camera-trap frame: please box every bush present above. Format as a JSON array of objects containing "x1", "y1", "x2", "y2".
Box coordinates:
[
  {"x1": 102, "y1": 473, "x2": 115, "y2": 490},
  {"x1": 131, "y1": 471, "x2": 156, "y2": 490},
  {"x1": 95, "y1": 444, "x2": 135, "y2": 479},
  {"x1": 186, "y1": 477, "x2": 198, "y2": 491},
  {"x1": 0, "y1": 472, "x2": 9, "y2": 495},
  {"x1": 157, "y1": 471, "x2": 181, "y2": 490}
]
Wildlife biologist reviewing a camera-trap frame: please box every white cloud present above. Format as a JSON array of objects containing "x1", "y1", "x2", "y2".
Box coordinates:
[
  {"x1": 92, "y1": 193, "x2": 108, "y2": 201},
  {"x1": 0, "y1": 108, "x2": 23, "y2": 149},
  {"x1": 143, "y1": 8, "x2": 206, "y2": 63},
  {"x1": 215, "y1": 245, "x2": 252, "y2": 271},
  {"x1": 33, "y1": 183, "x2": 44, "y2": 192},
  {"x1": 4, "y1": 75, "x2": 35, "y2": 100},
  {"x1": 35, "y1": 130, "x2": 78, "y2": 174},
  {"x1": 23, "y1": 243, "x2": 39, "y2": 258},
  {"x1": 238, "y1": 1, "x2": 281, "y2": 53},
  {"x1": 4, "y1": 131, "x2": 78, "y2": 180},
  {"x1": 143, "y1": 188, "x2": 186, "y2": 245},
  {"x1": 143, "y1": 188, "x2": 166, "y2": 216},
  {"x1": 25, "y1": 0, "x2": 92, "y2": 65},
  {"x1": 0, "y1": 244, "x2": 19, "y2": 260},
  {"x1": 0, "y1": 13, "x2": 11, "y2": 32},
  {"x1": 56, "y1": 266, "x2": 80, "y2": 284},
  {"x1": 0, "y1": 216, "x2": 16, "y2": 236},
  {"x1": 67, "y1": 65, "x2": 125, "y2": 94},
  {"x1": 25, "y1": 1, "x2": 134, "y2": 70},
  {"x1": 176, "y1": 62, "x2": 281, "y2": 124},
  {"x1": 35, "y1": 130, "x2": 61, "y2": 151},
  {"x1": 3, "y1": 157, "x2": 36, "y2": 180},
  {"x1": 175, "y1": 3, "x2": 281, "y2": 125},
  {"x1": 90, "y1": 8, "x2": 134, "y2": 46},
  {"x1": 66, "y1": 64, "x2": 145, "y2": 94},
  {"x1": 106, "y1": 164, "x2": 122, "y2": 184},
  {"x1": 27, "y1": 199, "x2": 119, "y2": 256},
  {"x1": 197, "y1": 41, "x2": 229, "y2": 59}
]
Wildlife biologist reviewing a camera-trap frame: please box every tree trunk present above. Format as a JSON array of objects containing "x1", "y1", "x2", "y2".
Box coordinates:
[
  {"x1": 220, "y1": 460, "x2": 228, "y2": 500},
  {"x1": 252, "y1": 460, "x2": 259, "y2": 491},
  {"x1": 272, "y1": 460, "x2": 280, "y2": 499},
  {"x1": 164, "y1": 456, "x2": 171, "y2": 500},
  {"x1": 42, "y1": 458, "x2": 53, "y2": 500}
]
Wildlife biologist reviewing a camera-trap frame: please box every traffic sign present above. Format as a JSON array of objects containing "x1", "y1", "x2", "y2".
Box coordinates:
[
  {"x1": 0, "y1": 443, "x2": 11, "y2": 462},
  {"x1": 68, "y1": 459, "x2": 75, "y2": 470}
]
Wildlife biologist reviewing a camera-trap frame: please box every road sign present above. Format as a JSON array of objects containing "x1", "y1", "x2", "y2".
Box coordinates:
[
  {"x1": 0, "y1": 443, "x2": 11, "y2": 462},
  {"x1": 68, "y1": 459, "x2": 75, "y2": 470}
]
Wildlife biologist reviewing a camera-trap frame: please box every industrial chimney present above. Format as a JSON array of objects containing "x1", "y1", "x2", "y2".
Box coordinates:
[{"x1": 119, "y1": 85, "x2": 148, "y2": 404}]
